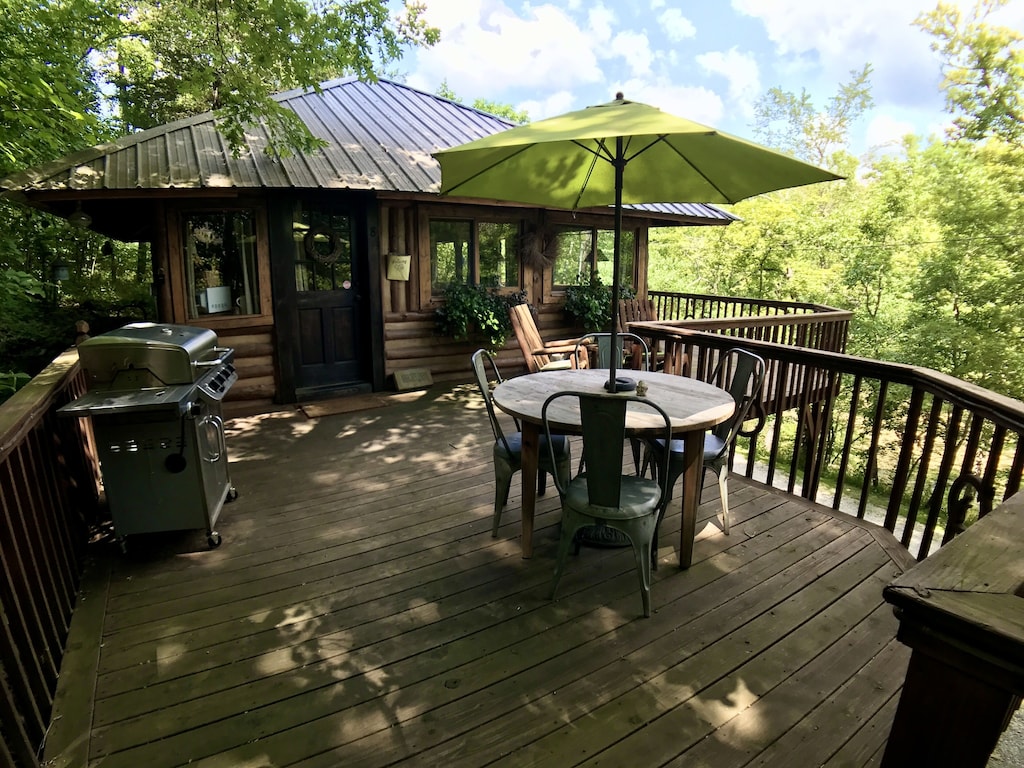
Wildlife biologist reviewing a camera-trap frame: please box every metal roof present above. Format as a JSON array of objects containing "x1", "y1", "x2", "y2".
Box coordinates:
[{"x1": 0, "y1": 77, "x2": 736, "y2": 223}]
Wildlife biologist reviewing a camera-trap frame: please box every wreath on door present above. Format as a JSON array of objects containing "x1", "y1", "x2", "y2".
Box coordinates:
[{"x1": 304, "y1": 227, "x2": 343, "y2": 265}]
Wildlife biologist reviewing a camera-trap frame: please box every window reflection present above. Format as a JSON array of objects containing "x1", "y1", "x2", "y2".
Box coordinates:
[
  {"x1": 292, "y1": 206, "x2": 352, "y2": 292},
  {"x1": 184, "y1": 211, "x2": 260, "y2": 318}
]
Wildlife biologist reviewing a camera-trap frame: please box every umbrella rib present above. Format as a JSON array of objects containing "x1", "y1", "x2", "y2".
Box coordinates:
[
  {"x1": 441, "y1": 144, "x2": 537, "y2": 195},
  {"x1": 570, "y1": 139, "x2": 606, "y2": 210},
  {"x1": 660, "y1": 137, "x2": 734, "y2": 203}
]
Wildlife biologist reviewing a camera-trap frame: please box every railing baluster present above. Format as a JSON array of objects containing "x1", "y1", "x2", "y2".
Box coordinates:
[{"x1": 903, "y1": 396, "x2": 944, "y2": 554}]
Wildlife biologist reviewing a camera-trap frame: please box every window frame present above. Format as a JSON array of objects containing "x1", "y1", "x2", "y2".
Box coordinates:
[
  {"x1": 167, "y1": 202, "x2": 273, "y2": 328},
  {"x1": 422, "y1": 208, "x2": 525, "y2": 301}
]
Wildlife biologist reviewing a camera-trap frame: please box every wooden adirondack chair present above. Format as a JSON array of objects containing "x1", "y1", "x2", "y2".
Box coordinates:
[
  {"x1": 509, "y1": 303, "x2": 584, "y2": 373},
  {"x1": 618, "y1": 297, "x2": 662, "y2": 370}
]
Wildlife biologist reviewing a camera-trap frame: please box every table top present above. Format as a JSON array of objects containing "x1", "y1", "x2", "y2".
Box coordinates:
[{"x1": 492, "y1": 368, "x2": 734, "y2": 434}]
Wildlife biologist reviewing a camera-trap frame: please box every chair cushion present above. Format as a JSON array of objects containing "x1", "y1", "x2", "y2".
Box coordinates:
[
  {"x1": 564, "y1": 475, "x2": 662, "y2": 519},
  {"x1": 657, "y1": 434, "x2": 726, "y2": 462},
  {"x1": 495, "y1": 432, "x2": 570, "y2": 460}
]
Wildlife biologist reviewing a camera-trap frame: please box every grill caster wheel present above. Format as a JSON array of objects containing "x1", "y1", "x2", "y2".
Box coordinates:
[
  {"x1": 226, "y1": 487, "x2": 239, "y2": 502},
  {"x1": 207, "y1": 532, "x2": 222, "y2": 548}
]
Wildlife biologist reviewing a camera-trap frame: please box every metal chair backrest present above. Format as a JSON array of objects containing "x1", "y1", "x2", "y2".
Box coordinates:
[
  {"x1": 543, "y1": 391, "x2": 672, "y2": 508},
  {"x1": 471, "y1": 349, "x2": 518, "y2": 455},
  {"x1": 574, "y1": 332, "x2": 652, "y2": 372},
  {"x1": 709, "y1": 348, "x2": 767, "y2": 454}
]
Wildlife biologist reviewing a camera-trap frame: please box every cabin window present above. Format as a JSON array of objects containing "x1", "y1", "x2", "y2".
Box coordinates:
[
  {"x1": 552, "y1": 226, "x2": 635, "y2": 290},
  {"x1": 429, "y1": 218, "x2": 521, "y2": 296},
  {"x1": 183, "y1": 210, "x2": 261, "y2": 318}
]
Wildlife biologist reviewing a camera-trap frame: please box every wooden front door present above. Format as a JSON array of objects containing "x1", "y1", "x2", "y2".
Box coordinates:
[{"x1": 291, "y1": 204, "x2": 368, "y2": 392}]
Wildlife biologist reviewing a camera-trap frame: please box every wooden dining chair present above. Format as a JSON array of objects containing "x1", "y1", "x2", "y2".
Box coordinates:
[
  {"x1": 543, "y1": 390, "x2": 672, "y2": 618},
  {"x1": 471, "y1": 349, "x2": 572, "y2": 538},
  {"x1": 509, "y1": 303, "x2": 584, "y2": 373}
]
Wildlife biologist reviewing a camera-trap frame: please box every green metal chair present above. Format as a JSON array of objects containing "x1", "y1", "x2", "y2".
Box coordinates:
[
  {"x1": 646, "y1": 348, "x2": 767, "y2": 536},
  {"x1": 471, "y1": 349, "x2": 572, "y2": 538},
  {"x1": 543, "y1": 390, "x2": 672, "y2": 618},
  {"x1": 573, "y1": 332, "x2": 652, "y2": 474}
]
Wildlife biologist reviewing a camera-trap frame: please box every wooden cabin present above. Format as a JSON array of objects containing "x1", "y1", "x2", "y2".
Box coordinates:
[{"x1": 0, "y1": 77, "x2": 736, "y2": 410}]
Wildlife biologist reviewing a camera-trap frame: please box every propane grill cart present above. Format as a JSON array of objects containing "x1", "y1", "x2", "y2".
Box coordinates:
[{"x1": 59, "y1": 323, "x2": 238, "y2": 551}]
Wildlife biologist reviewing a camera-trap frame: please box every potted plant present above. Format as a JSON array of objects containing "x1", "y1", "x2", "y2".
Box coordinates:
[
  {"x1": 435, "y1": 283, "x2": 526, "y2": 351},
  {"x1": 563, "y1": 273, "x2": 635, "y2": 332}
]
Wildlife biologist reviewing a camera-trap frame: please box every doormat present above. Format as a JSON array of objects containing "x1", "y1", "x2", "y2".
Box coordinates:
[{"x1": 300, "y1": 394, "x2": 390, "y2": 419}]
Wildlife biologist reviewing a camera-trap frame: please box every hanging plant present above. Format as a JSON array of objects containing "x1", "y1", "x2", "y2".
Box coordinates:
[{"x1": 435, "y1": 284, "x2": 527, "y2": 351}]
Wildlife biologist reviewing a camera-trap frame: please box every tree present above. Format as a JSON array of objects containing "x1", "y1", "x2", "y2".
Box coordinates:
[
  {"x1": 916, "y1": 0, "x2": 1024, "y2": 143},
  {"x1": 436, "y1": 81, "x2": 529, "y2": 124},
  {"x1": 100, "y1": 0, "x2": 439, "y2": 156},
  {"x1": 0, "y1": 0, "x2": 121, "y2": 176},
  {"x1": 751, "y1": 65, "x2": 874, "y2": 168}
]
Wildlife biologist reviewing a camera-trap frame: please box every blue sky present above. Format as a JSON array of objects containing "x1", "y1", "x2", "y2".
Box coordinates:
[{"x1": 395, "y1": 0, "x2": 1024, "y2": 157}]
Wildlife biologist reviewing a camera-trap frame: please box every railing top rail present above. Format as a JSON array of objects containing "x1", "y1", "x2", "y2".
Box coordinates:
[
  {"x1": 0, "y1": 348, "x2": 80, "y2": 462},
  {"x1": 633, "y1": 310, "x2": 853, "y2": 332},
  {"x1": 647, "y1": 290, "x2": 843, "y2": 315},
  {"x1": 635, "y1": 325, "x2": 1024, "y2": 433}
]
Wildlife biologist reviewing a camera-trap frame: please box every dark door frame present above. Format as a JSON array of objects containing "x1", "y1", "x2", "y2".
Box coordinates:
[{"x1": 268, "y1": 191, "x2": 385, "y2": 403}]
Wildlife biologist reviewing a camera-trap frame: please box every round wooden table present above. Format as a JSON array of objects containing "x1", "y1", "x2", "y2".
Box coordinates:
[{"x1": 492, "y1": 368, "x2": 735, "y2": 567}]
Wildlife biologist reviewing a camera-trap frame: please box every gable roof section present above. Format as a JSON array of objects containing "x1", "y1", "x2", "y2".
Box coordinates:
[{"x1": 0, "y1": 77, "x2": 736, "y2": 223}]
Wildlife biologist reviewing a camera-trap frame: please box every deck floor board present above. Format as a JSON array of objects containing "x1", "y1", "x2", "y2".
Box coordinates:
[{"x1": 44, "y1": 383, "x2": 914, "y2": 768}]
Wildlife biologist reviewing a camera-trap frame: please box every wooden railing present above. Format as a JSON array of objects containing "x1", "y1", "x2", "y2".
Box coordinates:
[
  {"x1": 645, "y1": 291, "x2": 852, "y2": 354},
  {"x1": 0, "y1": 351, "x2": 100, "y2": 768},
  {"x1": 5, "y1": 310, "x2": 1024, "y2": 764},
  {"x1": 649, "y1": 290, "x2": 842, "y2": 320},
  {"x1": 632, "y1": 324, "x2": 1024, "y2": 560}
]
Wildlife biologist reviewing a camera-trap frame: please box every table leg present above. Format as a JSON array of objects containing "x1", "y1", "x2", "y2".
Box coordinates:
[
  {"x1": 678, "y1": 430, "x2": 702, "y2": 568},
  {"x1": 520, "y1": 421, "x2": 539, "y2": 559}
]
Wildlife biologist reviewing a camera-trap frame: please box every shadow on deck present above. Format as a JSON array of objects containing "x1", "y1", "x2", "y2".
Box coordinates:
[{"x1": 47, "y1": 383, "x2": 916, "y2": 768}]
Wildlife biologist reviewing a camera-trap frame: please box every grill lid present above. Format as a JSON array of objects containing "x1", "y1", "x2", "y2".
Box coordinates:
[{"x1": 77, "y1": 323, "x2": 220, "y2": 389}]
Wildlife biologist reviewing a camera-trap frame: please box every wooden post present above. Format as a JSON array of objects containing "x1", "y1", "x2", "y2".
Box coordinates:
[{"x1": 881, "y1": 493, "x2": 1024, "y2": 767}]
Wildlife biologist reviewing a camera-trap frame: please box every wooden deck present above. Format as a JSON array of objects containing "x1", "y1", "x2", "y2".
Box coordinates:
[{"x1": 47, "y1": 383, "x2": 917, "y2": 768}]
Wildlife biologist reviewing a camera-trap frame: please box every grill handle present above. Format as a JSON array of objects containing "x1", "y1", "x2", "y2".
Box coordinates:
[
  {"x1": 195, "y1": 347, "x2": 233, "y2": 369},
  {"x1": 200, "y1": 414, "x2": 226, "y2": 463}
]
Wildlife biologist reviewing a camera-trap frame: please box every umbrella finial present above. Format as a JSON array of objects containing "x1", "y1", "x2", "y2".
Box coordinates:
[{"x1": 615, "y1": 91, "x2": 624, "y2": 100}]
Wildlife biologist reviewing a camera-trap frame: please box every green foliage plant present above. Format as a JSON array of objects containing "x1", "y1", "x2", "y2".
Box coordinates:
[
  {"x1": 563, "y1": 273, "x2": 634, "y2": 332},
  {"x1": 435, "y1": 283, "x2": 526, "y2": 352},
  {"x1": 0, "y1": 371, "x2": 29, "y2": 404}
]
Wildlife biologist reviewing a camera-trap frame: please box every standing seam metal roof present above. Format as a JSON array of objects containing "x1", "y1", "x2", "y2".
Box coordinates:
[{"x1": 0, "y1": 77, "x2": 736, "y2": 223}]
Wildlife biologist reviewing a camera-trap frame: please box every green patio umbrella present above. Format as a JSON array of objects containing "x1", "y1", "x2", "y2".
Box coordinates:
[{"x1": 434, "y1": 94, "x2": 842, "y2": 392}]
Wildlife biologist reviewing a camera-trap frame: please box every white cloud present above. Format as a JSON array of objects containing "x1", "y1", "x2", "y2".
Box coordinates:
[
  {"x1": 405, "y1": 2, "x2": 605, "y2": 101},
  {"x1": 616, "y1": 79, "x2": 725, "y2": 125},
  {"x1": 728, "y1": 0, "x2": 940, "y2": 107},
  {"x1": 587, "y1": 4, "x2": 616, "y2": 45},
  {"x1": 697, "y1": 48, "x2": 761, "y2": 117},
  {"x1": 864, "y1": 114, "x2": 916, "y2": 150},
  {"x1": 518, "y1": 90, "x2": 579, "y2": 120},
  {"x1": 611, "y1": 30, "x2": 654, "y2": 77},
  {"x1": 659, "y1": 9, "x2": 697, "y2": 43}
]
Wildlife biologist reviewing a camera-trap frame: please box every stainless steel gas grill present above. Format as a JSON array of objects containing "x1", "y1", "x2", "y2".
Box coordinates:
[{"x1": 59, "y1": 323, "x2": 238, "y2": 551}]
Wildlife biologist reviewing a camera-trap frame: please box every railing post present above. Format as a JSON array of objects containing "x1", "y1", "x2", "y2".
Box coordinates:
[{"x1": 882, "y1": 492, "x2": 1024, "y2": 767}]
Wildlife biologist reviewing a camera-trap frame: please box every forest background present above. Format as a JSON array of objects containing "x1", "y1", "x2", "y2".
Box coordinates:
[{"x1": 0, "y1": 0, "x2": 1021, "y2": 405}]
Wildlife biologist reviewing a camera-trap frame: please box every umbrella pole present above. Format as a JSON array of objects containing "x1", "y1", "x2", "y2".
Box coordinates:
[{"x1": 606, "y1": 138, "x2": 634, "y2": 393}]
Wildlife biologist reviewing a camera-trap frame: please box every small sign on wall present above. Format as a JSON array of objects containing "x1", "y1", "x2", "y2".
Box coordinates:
[{"x1": 386, "y1": 253, "x2": 411, "y2": 281}]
